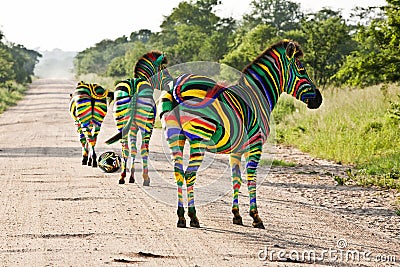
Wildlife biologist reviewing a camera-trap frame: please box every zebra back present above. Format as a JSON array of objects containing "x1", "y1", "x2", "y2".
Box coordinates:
[{"x1": 70, "y1": 81, "x2": 108, "y2": 127}]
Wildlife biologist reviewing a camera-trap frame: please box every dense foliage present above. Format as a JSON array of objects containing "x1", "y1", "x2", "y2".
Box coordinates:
[
  {"x1": 72, "y1": 0, "x2": 400, "y2": 189},
  {"x1": 73, "y1": 0, "x2": 398, "y2": 90},
  {"x1": 0, "y1": 31, "x2": 42, "y2": 113},
  {"x1": 0, "y1": 32, "x2": 41, "y2": 85},
  {"x1": 336, "y1": 0, "x2": 400, "y2": 87}
]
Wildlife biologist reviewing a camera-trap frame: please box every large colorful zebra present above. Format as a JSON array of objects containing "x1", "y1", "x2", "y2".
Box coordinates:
[
  {"x1": 107, "y1": 51, "x2": 172, "y2": 185},
  {"x1": 69, "y1": 81, "x2": 114, "y2": 167},
  {"x1": 159, "y1": 40, "x2": 323, "y2": 228}
]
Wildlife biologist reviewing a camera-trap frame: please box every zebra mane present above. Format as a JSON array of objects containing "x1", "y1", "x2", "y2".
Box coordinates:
[
  {"x1": 134, "y1": 50, "x2": 168, "y2": 79},
  {"x1": 242, "y1": 39, "x2": 303, "y2": 73}
]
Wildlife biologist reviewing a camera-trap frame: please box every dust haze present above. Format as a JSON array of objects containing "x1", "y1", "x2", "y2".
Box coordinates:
[{"x1": 34, "y1": 49, "x2": 76, "y2": 79}]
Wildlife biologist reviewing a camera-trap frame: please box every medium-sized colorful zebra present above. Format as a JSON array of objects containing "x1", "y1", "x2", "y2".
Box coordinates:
[
  {"x1": 69, "y1": 81, "x2": 114, "y2": 167},
  {"x1": 159, "y1": 40, "x2": 323, "y2": 228},
  {"x1": 106, "y1": 51, "x2": 172, "y2": 185}
]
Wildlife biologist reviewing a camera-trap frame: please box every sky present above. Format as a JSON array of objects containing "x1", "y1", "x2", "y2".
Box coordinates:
[{"x1": 0, "y1": 0, "x2": 387, "y2": 52}]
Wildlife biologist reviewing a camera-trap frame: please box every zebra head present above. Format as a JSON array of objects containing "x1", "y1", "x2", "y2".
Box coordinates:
[
  {"x1": 134, "y1": 51, "x2": 173, "y2": 91},
  {"x1": 282, "y1": 40, "x2": 322, "y2": 109}
]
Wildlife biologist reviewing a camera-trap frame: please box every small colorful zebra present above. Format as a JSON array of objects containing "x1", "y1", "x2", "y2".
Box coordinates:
[
  {"x1": 159, "y1": 40, "x2": 323, "y2": 228},
  {"x1": 69, "y1": 81, "x2": 114, "y2": 167},
  {"x1": 106, "y1": 51, "x2": 172, "y2": 185}
]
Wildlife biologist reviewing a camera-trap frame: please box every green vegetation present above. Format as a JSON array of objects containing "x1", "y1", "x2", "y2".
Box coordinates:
[
  {"x1": 0, "y1": 82, "x2": 26, "y2": 113},
  {"x1": 0, "y1": 30, "x2": 41, "y2": 114},
  {"x1": 77, "y1": 74, "x2": 117, "y2": 92},
  {"x1": 1, "y1": 0, "x2": 398, "y2": 192},
  {"x1": 74, "y1": 0, "x2": 400, "y2": 90},
  {"x1": 70, "y1": 0, "x2": 399, "y2": 191},
  {"x1": 259, "y1": 159, "x2": 296, "y2": 167},
  {"x1": 274, "y1": 85, "x2": 400, "y2": 190},
  {"x1": 333, "y1": 175, "x2": 349, "y2": 186}
]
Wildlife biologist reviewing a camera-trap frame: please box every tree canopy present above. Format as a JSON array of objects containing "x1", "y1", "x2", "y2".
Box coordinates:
[
  {"x1": 73, "y1": 0, "x2": 397, "y2": 89},
  {"x1": 0, "y1": 32, "x2": 41, "y2": 85}
]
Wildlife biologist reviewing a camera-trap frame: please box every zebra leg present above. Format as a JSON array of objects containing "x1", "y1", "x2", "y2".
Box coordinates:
[
  {"x1": 76, "y1": 122, "x2": 88, "y2": 165},
  {"x1": 129, "y1": 125, "x2": 139, "y2": 183},
  {"x1": 185, "y1": 141, "x2": 206, "y2": 228},
  {"x1": 119, "y1": 137, "x2": 129, "y2": 184},
  {"x1": 82, "y1": 141, "x2": 89, "y2": 165},
  {"x1": 90, "y1": 147, "x2": 97, "y2": 168},
  {"x1": 89, "y1": 125, "x2": 102, "y2": 168},
  {"x1": 166, "y1": 129, "x2": 186, "y2": 227},
  {"x1": 87, "y1": 129, "x2": 97, "y2": 167},
  {"x1": 230, "y1": 153, "x2": 243, "y2": 225},
  {"x1": 244, "y1": 146, "x2": 264, "y2": 229},
  {"x1": 140, "y1": 130, "x2": 152, "y2": 186},
  {"x1": 82, "y1": 124, "x2": 94, "y2": 166}
]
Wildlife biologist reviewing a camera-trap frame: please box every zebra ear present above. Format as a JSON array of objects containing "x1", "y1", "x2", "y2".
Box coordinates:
[
  {"x1": 286, "y1": 42, "x2": 296, "y2": 59},
  {"x1": 155, "y1": 54, "x2": 165, "y2": 66}
]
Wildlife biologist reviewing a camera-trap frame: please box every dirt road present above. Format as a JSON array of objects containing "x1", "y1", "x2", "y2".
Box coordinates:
[{"x1": 0, "y1": 79, "x2": 399, "y2": 266}]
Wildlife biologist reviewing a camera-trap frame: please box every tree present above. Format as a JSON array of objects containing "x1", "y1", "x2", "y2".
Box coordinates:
[
  {"x1": 336, "y1": 1, "x2": 400, "y2": 87},
  {"x1": 8, "y1": 44, "x2": 41, "y2": 84},
  {"x1": 74, "y1": 38, "x2": 133, "y2": 75},
  {"x1": 0, "y1": 44, "x2": 15, "y2": 84},
  {"x1": 106, "y1": 57, "x2": 127, "y2": 77},
  {"x1": 299, "y1": 9, "x2": 356, "y2": 89},
  {"x1": 130, "y1": 29, "x2": 154, "y2": 43},
  {"x1": 222, "y1": 24, "x2": 279, "y2": 70},
  {"x1": 243, "y1": 0, "x2": 303, "y2": 33},
  {"x1": 157, "y1": 0, "x2": 232, "y2": 64}
]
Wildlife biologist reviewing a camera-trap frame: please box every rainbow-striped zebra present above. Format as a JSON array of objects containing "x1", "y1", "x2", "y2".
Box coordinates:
[
  {"x1": 69, "y1": 81, "x2": 113, "y2": 167},
  {"x1": 107, "y1": 51, "x2": 172, "y2": 185},
  {"x1": 159, "y1": 40, "x2": 323, "y2": 228}
]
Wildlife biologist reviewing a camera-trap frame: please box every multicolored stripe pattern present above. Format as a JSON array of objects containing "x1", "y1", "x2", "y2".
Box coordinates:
[
  {"x1": 69, "y1": 81, "x2": 110, "y2": 167},
  {"x1": 159, "y1": 40, "x2": 322, "y2": 228},
  {"x1": 113, "y1": 51, "x2": 172, "y2": 185}
]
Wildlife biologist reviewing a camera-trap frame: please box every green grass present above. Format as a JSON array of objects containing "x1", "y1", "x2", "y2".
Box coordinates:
[
  {"x1": 76, "y1": 74, "x2": 118, "y2": 91},
  {"x1": 260, "y1": 158, "x2": 296, "y2": 167},
  {"x1": 0, "y1": 82, "x2": 27, "y2": 114},
  {"x1": 274, "y1": 84, "x2": 400, "y2": 191}
]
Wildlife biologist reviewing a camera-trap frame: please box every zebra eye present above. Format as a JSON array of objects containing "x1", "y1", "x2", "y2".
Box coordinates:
[{"x1": 295, "y1": 59, "x2": 305, "y2": 72}]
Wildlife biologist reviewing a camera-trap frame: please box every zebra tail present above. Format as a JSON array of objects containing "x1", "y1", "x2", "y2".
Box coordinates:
[
  {"x1": 159, "y1": 90, "x2": 178, "y2": 119},
  {"x1": 105, "y1": 131, "x2": 122, "y2": 145},
  {"x1": 105, "y1": 94, "x2": 137, "y2": 145}
]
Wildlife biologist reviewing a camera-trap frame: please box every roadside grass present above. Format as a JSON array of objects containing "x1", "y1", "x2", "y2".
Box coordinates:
[
  {"x1": 260, "y1": 158, "x2": 296, "y2": 167},
  {"x1": 273, "y1": 84, "x2": 400, "y2": 191},
  {"x1": 0, "y1": 82, "x2": 27, "y2": 114},
  {"x1": 76, "y1": 74, "x2": 118, "y2": 91}
]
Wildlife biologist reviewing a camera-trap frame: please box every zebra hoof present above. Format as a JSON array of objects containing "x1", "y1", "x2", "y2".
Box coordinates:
[
  {"x1": 233, "y1": 216, "x2": 243, "y2": 225},
  {"x1": 129, "y1": 175, "x2": 135, "y2": 183},
  {"x1": 190, "y1": 218, "x2": 200, "y2": 228},
  {"x1": 82, "y1": 156, "x2": 88, "y2": 165},
  {"x1": 119, "y1": 179, "x2": 125, "y2": 184},
  {"x1": 177, "y1": 217, "x2": 186, "y2": 228},
  {"x1": 92, "y1": 161, "x2": 97, "y2": 168},
  {"x1": 143, "y1": 179, "x2": 150, "y2": 186},
  {"x1": 252, "y1": 221, "x2": 265, "y2": 229}
]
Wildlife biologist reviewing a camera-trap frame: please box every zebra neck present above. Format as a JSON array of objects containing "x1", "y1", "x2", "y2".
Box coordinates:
[{"x1": 241, "y1": 50, "x2": 285, "y2": 112}]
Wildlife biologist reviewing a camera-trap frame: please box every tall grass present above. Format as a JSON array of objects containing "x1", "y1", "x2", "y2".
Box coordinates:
[
  {"x1": 274, "y1": 84, "x2": 400, "y2": 190},
  {"x1": 0, "y1": 82, "x2": 27, "y2": 114},
  {"x1": 76, "y1": 74, "x2": 118, "y2": 91}
]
